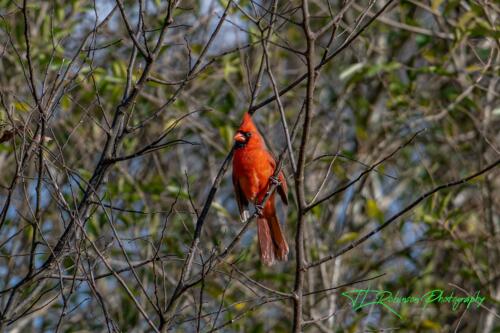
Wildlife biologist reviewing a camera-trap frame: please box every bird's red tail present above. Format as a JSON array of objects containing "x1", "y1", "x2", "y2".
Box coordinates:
[{"x1": 257, "y1": 201, "x2": 289, "y2": 266}]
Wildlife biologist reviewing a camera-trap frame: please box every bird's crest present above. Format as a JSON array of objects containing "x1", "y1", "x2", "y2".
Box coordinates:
[{"x1": 238, "y1": 112, "x2": 258, "y2": 133}]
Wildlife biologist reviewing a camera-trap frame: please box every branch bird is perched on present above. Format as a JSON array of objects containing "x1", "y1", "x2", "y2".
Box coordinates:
[{"x1": 232, "y1": 112, "x2": 289, "y2": 266}]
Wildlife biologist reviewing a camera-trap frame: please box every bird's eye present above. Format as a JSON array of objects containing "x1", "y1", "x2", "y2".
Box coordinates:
[{"x1": 244, "y1": 132, "x2": 252, "y2": 138}]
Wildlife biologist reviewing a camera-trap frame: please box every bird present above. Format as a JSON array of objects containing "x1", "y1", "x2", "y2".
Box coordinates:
[{"x1": 232, "y1": 112, "x2": 289, "y2": 266}]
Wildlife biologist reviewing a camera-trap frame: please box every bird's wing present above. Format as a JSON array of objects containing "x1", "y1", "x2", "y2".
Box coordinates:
[
  {"x1": 267, "y1": 153, "x2": 288, "y2": 206},
  {"x1": 277, "y1": 171, "x2": 288, "y2": 206},
  {"x1": 232, "y1": 171, "x2": 250, "y2": 220}
]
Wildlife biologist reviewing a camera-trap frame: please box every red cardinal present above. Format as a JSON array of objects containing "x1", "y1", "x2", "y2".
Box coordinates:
[{"x1": 232, "y1": 113, "x2": 289, "y2": 266}]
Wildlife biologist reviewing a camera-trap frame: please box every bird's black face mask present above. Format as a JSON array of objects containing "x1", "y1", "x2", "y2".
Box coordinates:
[{"x1": 234, "y1": 130, "x2": 252, "y2": 149}]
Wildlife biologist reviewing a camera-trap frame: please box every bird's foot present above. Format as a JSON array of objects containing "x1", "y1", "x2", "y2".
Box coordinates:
[
  {"x1": 255, "y1": 204, "x2": 264, "y2": 216},
  {"x1": 269, "y1": 176, "x2": 280, "y2": 186}
]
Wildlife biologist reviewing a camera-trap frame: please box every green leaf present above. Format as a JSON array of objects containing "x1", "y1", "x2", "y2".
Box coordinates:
[
  {"x1": 421, "y1": 319, "x2": 442, "y2": 330},
  {"x1": 431, "y1": 0, "x2": 445, "y2": 11},
  {"x1": 366, "y1": 199, "x2": 383, "y2": 220},
  {"x1": 336, "y1": 232, "x2": 359, "y2": 245},
  {"x1": 339, "y1": 63, "x2": 364, "y2": 80},
  {"x1": 14, "y1": 102, "x2": 31, "y2": 112}
]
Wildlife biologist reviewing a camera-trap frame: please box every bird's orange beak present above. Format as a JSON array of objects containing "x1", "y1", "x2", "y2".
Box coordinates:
[{"x1": 234, "y1": 132, "x2": 246, "y2": 143}]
